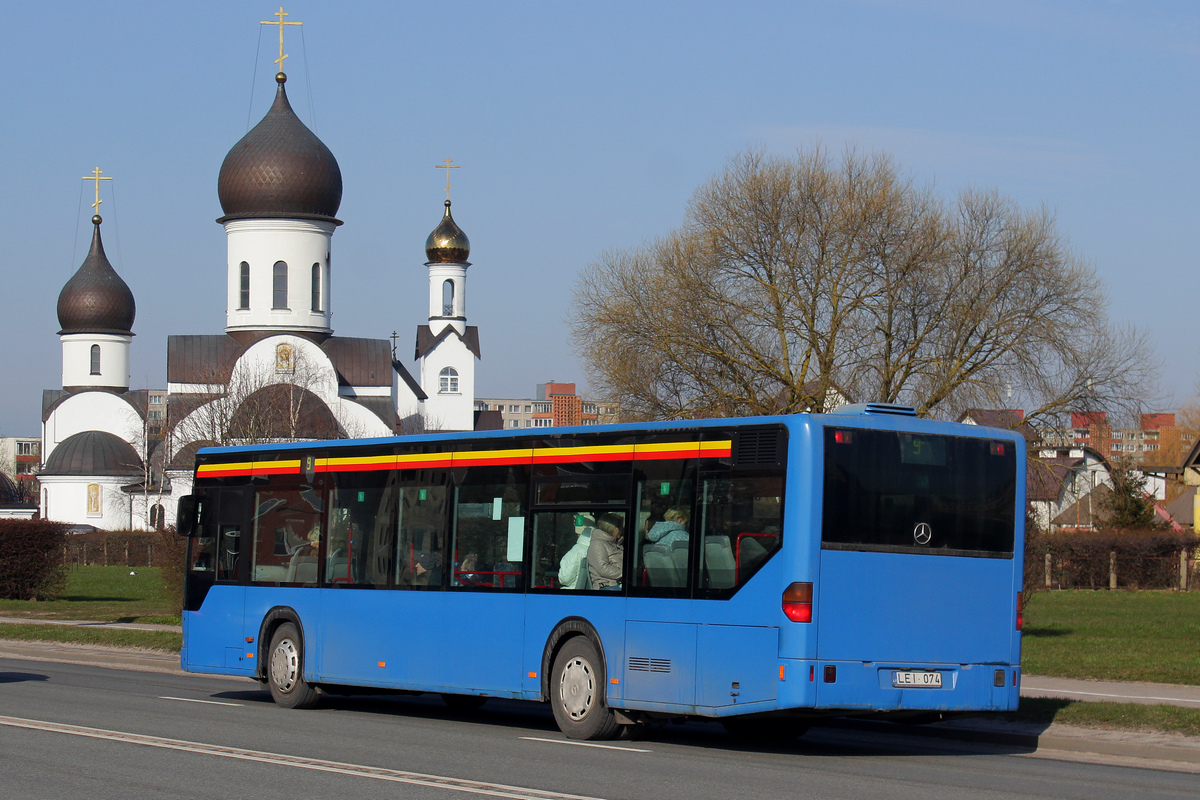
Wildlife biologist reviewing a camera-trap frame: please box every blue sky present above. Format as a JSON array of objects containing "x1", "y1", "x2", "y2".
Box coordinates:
[{"x1": 1, "y1": 1, "x2": 1196, "y2": 435}]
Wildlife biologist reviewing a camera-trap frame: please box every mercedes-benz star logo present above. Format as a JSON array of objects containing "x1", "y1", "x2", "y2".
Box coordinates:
[{"x1": 913, "y1": 522, "x2": 932, "y2": 545}]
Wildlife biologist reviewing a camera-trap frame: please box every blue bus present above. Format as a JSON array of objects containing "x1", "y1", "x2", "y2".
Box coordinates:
[{"x1": 177, "y1": 404, "x2": 1024, "y2": 740}]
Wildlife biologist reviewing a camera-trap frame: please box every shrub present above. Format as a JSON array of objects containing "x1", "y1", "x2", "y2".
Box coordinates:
[
  {"x1": 156, "y1": 527, "x2": 188, "y2": 617},
  {"x1": 0, "y1": 519, "x2": 69, "y2": 600},
  {"x1": 1044, "y1": 528, "x2": 1197, "y2": 590}
]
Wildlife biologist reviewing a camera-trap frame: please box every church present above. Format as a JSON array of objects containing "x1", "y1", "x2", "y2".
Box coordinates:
[{"x1": 39, "y1": 61, "x2": 482, "y2": 531}]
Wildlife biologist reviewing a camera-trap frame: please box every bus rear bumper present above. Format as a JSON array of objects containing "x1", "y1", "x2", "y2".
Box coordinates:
[{"x1": 791, "y1": 660, "x2": 1020, "y2": 713}]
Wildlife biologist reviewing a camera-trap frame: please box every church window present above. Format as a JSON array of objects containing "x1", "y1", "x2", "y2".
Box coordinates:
[
  {"x1": 90, "y1": 345, "x2": 101, "y2": 375},
  {"x1": 239, "y1": 262, "x2": 250, "y2": 309},
  {"x1": 150, "y1": 503, "x2": 166, "y2": 530},
  {"x1": 273, "y1": 261, "x2": 288, "y2": 309},
  {"x1": 311, "y1": 263, "x2": 322, "y2": 312},
  {"x1": 442, "y1": 279, "x2": 454, "y2": 316},
  {"x1": 439, "y1": 367, "x2": 459, "y2": 394}
]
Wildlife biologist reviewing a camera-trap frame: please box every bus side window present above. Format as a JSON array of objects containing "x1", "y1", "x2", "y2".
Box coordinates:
[
  {"x1": 251, "y1": 485, "x2": 323, "y2": 586},
  {"x1": 397, "y1": 479, "x2": 449, "y2": 590},
  {"x1": 631, "y1": 462, "x2": 696, "y2": 594},
  {"x1": 698, "y1": 473, "x2": 784, "y2": 592},
  {"x1": 326, "y1": 471, "x2": 397, "y2": 588},
  {"x1": 451, "y1": 465, "x2": 528, "y2": 590}
]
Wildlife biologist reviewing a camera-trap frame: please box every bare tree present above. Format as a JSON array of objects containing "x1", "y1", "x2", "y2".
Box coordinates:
[
  {"x1": 167, "y1": 345, "x2": 342, "y2": 456},
  {"x1": 572, "y1": 147, "x2": 1156, "y2": 427}
]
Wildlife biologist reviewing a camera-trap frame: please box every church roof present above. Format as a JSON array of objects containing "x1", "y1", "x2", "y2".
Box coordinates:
[
  {"x1": 217, "y1": 73, "x2": 342, "y2": 224},
  {"x1": 57, "y1": 217, "x2": 136, "y2": 335},
  {"x1": 425, "y1": 200, "x2": 470, "y2": 263},
  {"x1": 42, "y1": 430, "x2": 143, "y2": 477},
  {"x1": 167, "y1": 335, "x2": 245, "y2": 384},
  {"x1": 415, "y1": 325, "x2": 481, "y2": 360},
  {"x1": 321, "y1": 337, "x2": 393, "y2": 387}
]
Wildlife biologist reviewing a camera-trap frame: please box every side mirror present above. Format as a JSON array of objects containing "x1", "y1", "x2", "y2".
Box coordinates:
[{"x1": 176, "y1": 495, "x2": 197, "y2": 537}]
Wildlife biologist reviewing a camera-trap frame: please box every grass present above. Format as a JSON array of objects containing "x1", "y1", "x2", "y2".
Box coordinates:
[
  {"x1": 1022, "y1": 590, "x2": 1200, "y2": 685},
  {"x1": 0, "y1": 565, "x2": 179, "y2": 624},
  {"x1": 0, "y1": 623, "x2": 180, "y2": 653},
  {"x1": 1014, "y1": 697, "x2": 1200, "y2": 738}
]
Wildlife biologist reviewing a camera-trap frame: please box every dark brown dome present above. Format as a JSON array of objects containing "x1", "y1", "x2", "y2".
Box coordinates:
[
  {"x1": 217, "y1": 74, "x2": 342, "y2": 224},
  {"x1": 57, "y1": 218, "x2": 136, "y2": 335},
  {"x1": 41, "y1": 430, "x2": 143, "y2": 477},
  {"x1": 425, "y1": 200, "x2": 470, "y2": 263}
]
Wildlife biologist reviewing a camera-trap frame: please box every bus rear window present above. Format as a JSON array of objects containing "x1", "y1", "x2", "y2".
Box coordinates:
[{"x1": 822, "y1": 428, "x2": 1016, "y2": 557}]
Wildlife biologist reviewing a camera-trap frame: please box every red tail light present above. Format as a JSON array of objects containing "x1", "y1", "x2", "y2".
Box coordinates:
[
  {"x1": 1016, "y1": 592, "x2": 1023, "y2": 631},
  {"x1": 782, "y1": 582, "x2": 813, "y2": 623}
]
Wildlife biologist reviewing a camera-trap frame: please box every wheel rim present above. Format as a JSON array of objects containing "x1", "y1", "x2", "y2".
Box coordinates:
[
  {"x1": 558, "y1": 655, "x2": 595, "y2": 721},
  {"x1": 270, "y1": 637, "x2": 300, "y2": 693}
]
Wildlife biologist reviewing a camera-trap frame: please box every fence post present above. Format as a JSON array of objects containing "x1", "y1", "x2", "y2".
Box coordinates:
[
  {"x1": 1182, "y1": 549, "x2": 1189, "y2": 592},
  {"x1": 124, "y1": 540, "x2": 130, "y2": 566},
  {"x1": 1109, "y1": 551, "x2": 1117, "y2": 589},
  {"x1": 1044, "y1": 553, "x2": 1052, "y2": 589}
]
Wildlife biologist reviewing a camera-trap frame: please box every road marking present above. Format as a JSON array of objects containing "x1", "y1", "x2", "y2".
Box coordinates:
[
  {"x1": 0, "y1": 715, "x2": 607, "y2": 800},
  {"x1": 520, "y1": 736, "x2": 652, "y2": 753},
  {"x1": 1023, "y1": 688, "x2": 1200, "y2": 706},
  {"x1": 158, "y1": 696, "x2": 244, "y2": 707}
]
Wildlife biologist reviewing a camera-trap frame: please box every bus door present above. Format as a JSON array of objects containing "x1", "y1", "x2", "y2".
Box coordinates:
[
  {"x1": 815, "y1": 427, "x2": 1020, "y2": 695},
  {"x1": 182, "y1": 486, "x2": 252, "y2": 670}
]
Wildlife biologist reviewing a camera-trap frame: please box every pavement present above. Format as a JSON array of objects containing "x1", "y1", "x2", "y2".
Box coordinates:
[{"x1": 2, "y1": 616, "x2": 1199, "y2": 770}]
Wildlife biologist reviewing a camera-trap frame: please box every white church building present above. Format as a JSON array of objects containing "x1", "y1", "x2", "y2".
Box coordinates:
[{"x1": 40, "y1": 68, "x2": 481, "y2": 531}]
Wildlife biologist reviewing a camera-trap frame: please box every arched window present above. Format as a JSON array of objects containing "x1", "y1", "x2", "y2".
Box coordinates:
[
  {"x1": 273, "y1": 261, "x2": 288, "y2": 309},
  {"x1": 442, "y1": 279, "x2": 454, "y2": 316},
  {"x1": 239, "y1": 262, "x2": 250, "y2": 309},
  {"x1": 439, "y1": 366, "x2": 459, "y2": 394},
  {"x1": 150, "y1": 503, "x2": 165, "y2": 530},
  {"x1": 311, "y1": 263, "x2": 321, "y2": 312},
  {"x1": 89, "y1": 344, "x2": 101, "y2": 375}
]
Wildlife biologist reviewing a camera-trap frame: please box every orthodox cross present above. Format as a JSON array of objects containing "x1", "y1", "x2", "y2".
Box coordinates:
[
  {"x1": 390, "y1": 330, "x2": 399, "y2": 360},
  {"x1": 436, "y1": 159, "x2": 460, "y2": 201},
  {"x1": 261, "y1": 7, "x2": 302, "y2": 72},
  {"x1": 82, "y1": 167, "x2": 113, "y2": 216}
]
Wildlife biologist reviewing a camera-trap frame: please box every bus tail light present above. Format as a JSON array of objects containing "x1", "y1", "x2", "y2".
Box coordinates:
[
  {"x1": 1016, "y1": 592, "x2": 1023, "y2": 631},
  {"x1": 782, "y1": 582, "x2": 813, "y2": 623}
]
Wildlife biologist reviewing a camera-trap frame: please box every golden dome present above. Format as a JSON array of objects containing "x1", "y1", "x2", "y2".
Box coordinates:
[{"x1": 425, "y1": 200, "x2": 470, "y2": 263}]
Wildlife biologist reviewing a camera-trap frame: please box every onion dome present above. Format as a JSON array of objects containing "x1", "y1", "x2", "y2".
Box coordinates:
[
  {"x1": 41, "y1": 431, "x2": 143, "y2": 477},
  {"x1": 425, "y1": 200, "x2": 470, "y2": 263},
  {"x1": 57, "y1": 216, "x2": 136, "y2": 335},
  {"x1": 217, "y1": 73, "x2": 342, "y2": 224}
]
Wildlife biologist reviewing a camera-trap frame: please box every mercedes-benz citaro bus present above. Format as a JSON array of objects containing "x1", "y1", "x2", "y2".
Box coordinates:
[{"x1": 176, "y1": 404, "x2": 1024, "y2": 740}]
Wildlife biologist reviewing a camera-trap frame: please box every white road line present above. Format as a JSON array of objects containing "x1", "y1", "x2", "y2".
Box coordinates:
[
  {"x1": 158, "y1": 696, "x2": 244, "y2": 707},
  {"x1": 0, "y1": 715, "x2": 607, "y2": 800},
  {"x1": 1023, "y1": 689, "x2": 1200, "y2": 706},
  {"x1": 520, "y1": 736, "x2": 652, "y2": 753}
]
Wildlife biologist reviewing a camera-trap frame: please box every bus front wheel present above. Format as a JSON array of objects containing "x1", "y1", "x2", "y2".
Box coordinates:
[
  {"x1": 550, "y1": 636, "x2": 620, "y2": 741},
  {"x1": 268, "y1": 622, "x2": 319, "y2": 709}
]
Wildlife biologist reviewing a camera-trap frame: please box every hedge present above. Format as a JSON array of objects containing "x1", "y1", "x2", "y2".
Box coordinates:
[{"x1": 0, "y1": 519, "x2": 69, "y2": 600}]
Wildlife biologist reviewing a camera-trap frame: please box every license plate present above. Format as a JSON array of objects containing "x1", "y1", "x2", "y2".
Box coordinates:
[{"x1": 892, "y1": 670, "x2": 942, "y2": 688}]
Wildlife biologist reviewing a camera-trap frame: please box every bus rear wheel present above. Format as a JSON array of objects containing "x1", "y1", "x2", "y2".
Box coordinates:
[
  {"x1": 550, "y1": 636, "x2": 620, "y2": 741},
  {"x1": 268, "y1": 622, "x2": 319, "y2": 709}
]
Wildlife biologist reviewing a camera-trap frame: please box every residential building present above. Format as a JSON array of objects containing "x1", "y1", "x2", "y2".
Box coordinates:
[{"x1": 476, "y1": 383, "x2": 620, "y2": 430}]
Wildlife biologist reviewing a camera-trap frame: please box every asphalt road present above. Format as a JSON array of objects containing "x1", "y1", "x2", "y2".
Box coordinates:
[{"x1": 2, "y1": 657, "x2": 1199, "y2": 800}]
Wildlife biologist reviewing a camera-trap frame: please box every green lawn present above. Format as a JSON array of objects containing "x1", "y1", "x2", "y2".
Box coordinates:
[
  {"x1": 1022, "y1": 590, "x2": 1200, "y2": 685},
  {"x1": 0, "y1": 565, "x2": 179, "y2": 624},
  {"x1": 0, "y1": 623, "x2": 181, "y2": 652}
]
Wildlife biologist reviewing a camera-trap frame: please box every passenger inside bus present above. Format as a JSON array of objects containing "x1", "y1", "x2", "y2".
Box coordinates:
[
  {"x1": 588, "y1": 513, "x2": 625, "y2": 590},
  {"x1": 645, "y1": 506, "x2": 690, "y2": 547},
  {"x1": 557, "y1": 515, "x2": 594, "y2": 590}
]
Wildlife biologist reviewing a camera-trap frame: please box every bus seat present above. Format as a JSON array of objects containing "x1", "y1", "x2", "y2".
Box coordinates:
[
  {"x1": 670, "y1": 541, "x2": 689, "y2": 577},
  {"x1": 643, "y1": 545, "x2": 680, "y2": 587},
  {"x1": 738, "y1": 536, "x2": 770, "y2": 580},
  {"x1": 286, "y1": 556, "x2": 317, "y2": 584},
  {"x1": 704, "y1": 536, "x2": 735, "y2": 589},
  {"x1": 573, "y1": 563, "x2": 591, "y2": 590},
  {"x1": 326, "y1": 557, "x2": 349, "y2": 583}
]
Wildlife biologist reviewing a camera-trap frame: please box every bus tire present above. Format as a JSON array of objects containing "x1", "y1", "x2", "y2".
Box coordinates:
[
  {"x1": 267, "y1": 622, "x2": 319, "y2": 709},
  {"x1": 550, "y1": 636, "x2": 620, "y2": 741}
]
